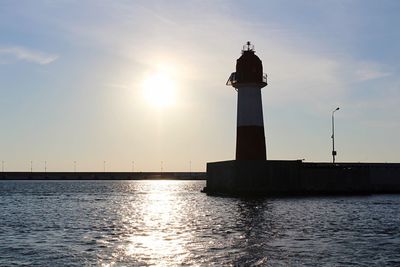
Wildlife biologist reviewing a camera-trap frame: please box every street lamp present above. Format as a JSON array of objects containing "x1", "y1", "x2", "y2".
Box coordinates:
[{"x1": 331, "y1": 107, "x2": 340, "y2": 163}]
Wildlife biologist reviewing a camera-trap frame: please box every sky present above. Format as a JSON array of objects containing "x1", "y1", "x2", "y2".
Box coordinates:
[{"x1": 1, "y1": 0, "x2": 400, "y2": 172}]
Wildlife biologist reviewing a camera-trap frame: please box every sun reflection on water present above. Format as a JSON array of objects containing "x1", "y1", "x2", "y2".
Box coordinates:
[{"x1": 119, "y1": 181, "x2": 190, "y2": 265}]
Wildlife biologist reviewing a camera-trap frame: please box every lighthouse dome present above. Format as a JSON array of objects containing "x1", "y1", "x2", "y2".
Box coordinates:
[{"x1": 235, "y1": 43, "x2": 263, "y2": 84}]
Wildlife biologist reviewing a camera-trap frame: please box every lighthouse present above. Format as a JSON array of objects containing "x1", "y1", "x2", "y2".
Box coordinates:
[{"x1": 227, "y1": 42, "x2": 267, "y2": 160}]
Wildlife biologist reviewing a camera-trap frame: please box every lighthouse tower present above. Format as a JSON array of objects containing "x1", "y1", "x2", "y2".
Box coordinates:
[{"x1": 227, "y1": 42, "x2": 267, "y2": 160}]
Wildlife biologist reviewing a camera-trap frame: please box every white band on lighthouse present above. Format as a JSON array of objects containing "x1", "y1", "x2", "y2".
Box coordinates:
[{"x1": 237, "y1": 86, "x2": 264, "y2": 127}]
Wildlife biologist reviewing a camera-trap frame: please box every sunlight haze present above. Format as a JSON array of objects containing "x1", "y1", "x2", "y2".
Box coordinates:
[{"x1": 1, "y1": 0, "x2": 400, "y2": 171}]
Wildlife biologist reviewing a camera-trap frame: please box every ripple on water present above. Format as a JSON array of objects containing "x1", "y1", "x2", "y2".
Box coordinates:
[{"x1": 1, "y1": 181, "x2": 400, "y2": 266}]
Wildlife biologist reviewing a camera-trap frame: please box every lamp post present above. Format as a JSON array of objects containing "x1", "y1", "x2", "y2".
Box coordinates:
[{"x1": 331, "y1": 107, "x2": 340, "y2": 163}]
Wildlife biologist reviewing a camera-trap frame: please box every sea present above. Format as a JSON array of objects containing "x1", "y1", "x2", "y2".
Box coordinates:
[{"x1": 1, "y1": 180, "x2": 400, "y2": 266}]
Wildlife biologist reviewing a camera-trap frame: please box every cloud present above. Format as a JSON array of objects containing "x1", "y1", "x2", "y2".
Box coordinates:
[
  {"x1": 0, "y1": 46, "x2": 58, "y2": 65},
  {"x1": 354, "y1": 62, "x2": 391, "y2": 81},
  {"x1": 102, "y1": 83, "x2": 130, "y2": 89},
  {"x1": 33, "y1": 1, "x2": 395, "y2": 113}
]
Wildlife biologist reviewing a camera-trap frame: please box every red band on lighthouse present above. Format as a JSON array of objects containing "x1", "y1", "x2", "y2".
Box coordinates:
[{"x1": 236, "y1": 86, "x2": 266, "y2": 160}]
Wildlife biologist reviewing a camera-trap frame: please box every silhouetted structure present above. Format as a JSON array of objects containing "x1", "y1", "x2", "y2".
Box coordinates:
[
  {"x1": 227, "y1": 42, "x2": 267, "y2": 160},
  {"x1": 204, "y1": 42, "x2": 400, "y2": 196}
]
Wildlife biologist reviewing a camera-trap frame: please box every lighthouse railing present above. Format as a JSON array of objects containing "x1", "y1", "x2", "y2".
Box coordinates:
[
  {"x1": 226, "y1": 72, "x2": 236, "y2": 86},
  {"x1": 262, "y1": 73, "x2": 268, "y2": 85},
  {"x1": 227, "y1": 72, "x2": 268, "y2": 86}
]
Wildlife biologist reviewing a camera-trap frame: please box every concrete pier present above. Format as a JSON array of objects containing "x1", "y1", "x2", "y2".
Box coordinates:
[{"x1": 205, "y1": 160, "x2": 400, "y2": 196}]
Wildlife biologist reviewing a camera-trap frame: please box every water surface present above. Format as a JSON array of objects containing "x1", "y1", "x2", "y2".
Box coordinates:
[{"x1": 1, "y1": 180, "x2": 400, "y2": 266}]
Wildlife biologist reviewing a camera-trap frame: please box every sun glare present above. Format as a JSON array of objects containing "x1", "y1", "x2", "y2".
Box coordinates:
[{"x1": 142, "y1": 71, "x2": 176, "y2": 108}]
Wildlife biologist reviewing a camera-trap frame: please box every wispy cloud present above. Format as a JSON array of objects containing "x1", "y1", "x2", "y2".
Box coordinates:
[
  {"x1": 354, "y1": 62, "x2": 391, "y2": 81},
  {"x1": 102, "y1": 83, "x2": 130, "y2": 89},
  {"x1": 0, "y1": 46, "x2": 58, "y2": 65}
]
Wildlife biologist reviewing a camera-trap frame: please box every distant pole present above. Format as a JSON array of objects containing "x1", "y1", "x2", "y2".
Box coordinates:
[
  {"x1": 30, "y1": 161, "x2": 33, "y2": 172},
  {"x1": 44, "y1": 161, "x2": 47, "y2": 173},
  {"x1": 74, "y1": 161, "x2": 77, "y2": 173},
  {"x1": 332, "y1": 107, "x2": 340, "y2": 163}
]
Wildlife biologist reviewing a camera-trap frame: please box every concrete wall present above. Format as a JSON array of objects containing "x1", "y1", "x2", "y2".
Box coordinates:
[
  {"x1": 207, "y1": 160, "x2": 301, "y2": 195},
  {"x1": 365, "y1": 163, "x2": 400, "y2": 192},
  {"x1": 300, "y1": 163, "x2": 371, "y2": 194},
  {"x1": 206, "y1": 160, "x2": 400, "y2": 196}
]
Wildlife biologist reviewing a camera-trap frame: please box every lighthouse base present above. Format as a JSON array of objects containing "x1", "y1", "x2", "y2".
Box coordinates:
[{"x1": 204, "y1": 160, "x2": 400, "y2": 196}]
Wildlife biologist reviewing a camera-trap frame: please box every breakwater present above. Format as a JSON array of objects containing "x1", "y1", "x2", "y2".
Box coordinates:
[
  {"x1": 205, "y1": 160, "x2": 400, "y2": 196},
  {"x1": 0, "y1": 172, "x2": 206, "y2": 180}
]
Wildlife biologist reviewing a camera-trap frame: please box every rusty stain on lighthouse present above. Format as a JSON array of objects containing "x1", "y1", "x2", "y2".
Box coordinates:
[{"x1": 227, "y1": 41, "x2": 268, "y2": 160}]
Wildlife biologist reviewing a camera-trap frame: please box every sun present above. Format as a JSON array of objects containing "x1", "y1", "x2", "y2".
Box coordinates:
[{"x1": 142, "y1": 71, "x2": 176, "y2": 108}]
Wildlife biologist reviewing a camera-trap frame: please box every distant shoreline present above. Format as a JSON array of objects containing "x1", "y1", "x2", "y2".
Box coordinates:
[{"x1": 0, "y1": 172, "x2": 206, "y2": 180}]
